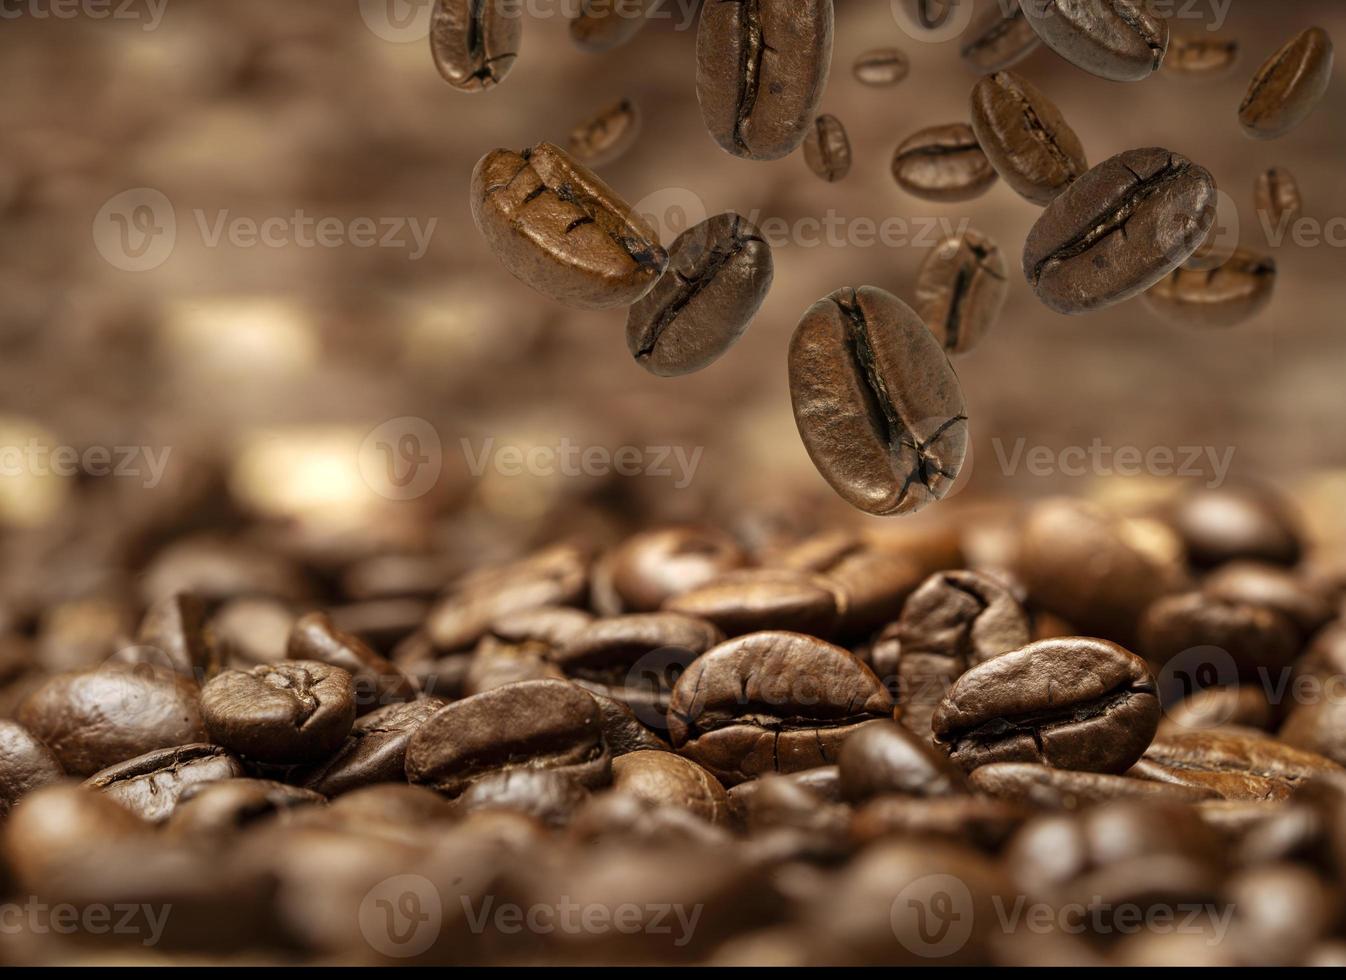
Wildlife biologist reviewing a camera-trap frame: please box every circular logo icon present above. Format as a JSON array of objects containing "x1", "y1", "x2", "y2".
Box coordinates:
[
  {"x1": 358, "y1": 0, "x2": 436, "y2": 43},
  {"x1": 1156, "y1": 645, "x2": 1241, "y2": 722},
  {"x1": 891, "y1": 873, "x2": 975, "y2": 959},
  {"x1": 358, "y1": 417, "x2": 443, "y2": 501},
  {"x1": 621, "y1": 645, "x2": 699, "y2": 731},
  {"x1": 93, "y1": 188, "x2": 176, "y2": 272},
  {"x1": 1180, "y1": 187, "x2": 1241, "y2": 271},
  {"x1": 359, "y1": 874, "x2": 442, "y2": 959},
  {"x1": 630, "y1": 186, "x2": 708, "y2": 249},
  {"x1": 890, "y1": 0, "x2": 975, "y2": 43}
]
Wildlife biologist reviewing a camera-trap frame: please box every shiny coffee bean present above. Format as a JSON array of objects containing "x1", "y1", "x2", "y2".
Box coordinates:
[
  {"x1": 588, "y1": 691, "x2": 670, "y2": 754},
  {"x1": 933, "y1": 637, "x2": 1161, "y2": 774},
  {"x1": 625, "y1": 212, "x2": 773, "y2": 377},
  {"x1": 19, "y1": 664, "x2": 208, "y2": 777},
  {"x1": 1141, "y1": 591, "x2": 1302, "y2": 681},
  {"x1": 900, "y1": 0, "x2": 961, "y2": 31},
  {"x1": 914, "y1": 229, "x2": 1008, "y2": 355},
  {"x1": 429, "y1": 0, "x2": 521, "y2": 92},
  {"x1": 853, "y1": 47, "x2": 909, "y2": 86},
  {"x1": 1142, "y1": 249, "x2": 1277, "y2": 328},
  {"x1": 288, "y1": 611, "x2": 417, "y2": 715},
  {"x1": 789, "y1": 286, "x2": 968, "y2": 516},
  {"x1": 1131, "y1": 730, "x2": 1342, "y2": 801},
  {"x1": 491, "y1": 606, "x2": 594, "y2": 648},
  {"x1": 667, "y1": 631, "x2": 893, "y2": 786},
  {"x1": 1204, "y1": 561, "x2": 1333, "y2": 637},
  {"x1": 961, "y1": 0, "x2": 1041, "y2": 73},
  {"x1": 568, "y1": 97, "x2": 640, "y2": 167},
  {"x1": 470, "y1": 142, "x2": 667, "y2": 310},
  {"x1": 165, "y1": 778, "x2": 325, "y2": 839},
  {"x1": 456, "y1": 769, "x2": 589, "y2": 828},
  {"x1": 1023, "y1": 0, "x2": 1169, "y2": 82},
  {"x1": 84, "y1": 743, "x2": 244, "y2": 822},
  {"x1": 969, "y1": 70, "x2": 1087, "y2": 206},
  {"x1": 611, "y1": 749, "x2": 731, "y2": 825},
  {"x1": 838, "y1": 721, "x2": 968, "y2": 802},
  {"x1": 663, "y1": 568, "x2": 845, "y2": 638},
  {"x1": 970, "y1": 762, "x2": 1217, "y2": 808},
  {"x1": 569, "y1": 0, "x2": 655, "y2": 53},
  {"x1": 1239, "y1": 27, "x2": 1334, "y2": 140},
  {"x1": 891, "y1": 123, "x2": 997, "y2": 202},
  {"x1": 802, "y1": 114, "x2": 851, "y2": 182},
  {"x1": 406, "y1": 679, "x2": 611, "y2": 797},
  {"x1": 777, "y1": 532, "x2": 924, "y2": 637},
  {"x1": 606, "y1": 526, "x2": 746, "y2": 612},
  {"x1": 1023, "y1": 147, "x2": 1217, "y2": 314},
  {"x1": 695, "y1": 0, "x2": 834, "y2": 161},
  {"x1": 128, "y1": 592, "x2": 220, "y2": 681},
  {"x1": 299, "y1": 697, "x2": 445, "y2": 797},
  {"x1": 1170, "y1": 485, "x2": 1304, "y2": 569},
  {"x1": 1164, "y1": 36, "x2": 1240, "y2": 78},
  {"x1": 200, "y1": 661, "x2": 356, "y2": 765},
  {"x1": 1165, "y1": 686, "x2": 1276, "y2": 734},
  {"x1": 1255, "y1": 167, "x2": 1304, "y2": 231},
  {"x1": 464, "y1": 636, "x2": 564, "y2": 695},
  {"x1": 0, "y1": 719, "x2": 64, "y2": 815}
]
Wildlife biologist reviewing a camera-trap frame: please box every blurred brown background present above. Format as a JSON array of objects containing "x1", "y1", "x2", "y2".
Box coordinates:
[{"x1": 1, "y1": 0, "x2": 1343, "y2": 598}]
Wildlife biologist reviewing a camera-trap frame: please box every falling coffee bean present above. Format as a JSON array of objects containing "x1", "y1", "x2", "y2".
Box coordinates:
[
  {"x1": 961, "y1": 0, "x2": 1041, "y2": 73},
  {"x1": 1239, "y1": 27, "x2": 1334, "y2": 140},
  {"x1": 969, "y1": 70, "x2": 1087, "y2": 206},
  {"x1": 914, "y1": 229, "x2": 1008, "y2": 355},
  {"x1": 429, "y1": 0, "x2": 521, "y2": 93},
  {"x1": 802, "y1": 114, "x2": 851, "y2": 183},
  {"x1": 1164, "y1": 36, "x2": 1240, "y2": 78},
  {"x1": 1142, "y1": 249, "x2": 1277, "y2": 329},
  {"x1": 1022, "y1": 0, "x2": 1169, "y2": 82},
  {"x1": 625, "y1": 212, "x2": 773, "y2": 378},
  {"x1": 789, "y1": 285, "x2": 968, "y2": 516},
  {"x1": 1255, "y1": 167, "x2": 1304, "y2": 231},
  {"x1": 568, "y1": 97, "x2": 641, "y2": 167},
  {"x1": 569, "y1": 0, "x2": 656, "y2": 53},
  {"x1": 852, "y1": 48, "x2": 909, "y2": 87},
  {"x1": 891, "y1": 123, "x2": 997, "y2": 202}
]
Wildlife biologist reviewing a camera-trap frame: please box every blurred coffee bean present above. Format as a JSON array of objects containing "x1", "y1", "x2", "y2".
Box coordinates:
[
  {"x1": 611, "y1": 749, "x2": 730, "y2": 825},
  {"x1": 1203, "y1": 560, "x2": 1332, "y2": 637},
  {"x1": 914, "y1": 229, "x2": 1009, "y2": 355},
  {"x1": 1143, "y1": 249, "x2": 1277, "y2": 329},
  {"x1": 970, "y1": 762, "x2": 1217, "y2": 808},
  {"x1": 490, "y1": 606, "x2": 594, "y2": 647},
  {"x1": 891, "y1": 123, "x2": 998, "y2": 202},
  {"x1": 298, "y1": 697, "x2": 445, "y2": 797},
  {"x1": 1255, "y1": 166, "x2": 1303, "y2": 230},
  {"x1": 568, "y1": 97, "x2": 640, "y2": 167},
  {"x1": 212, "y1": 597, "x2": 295, "y2": 667},
  {"x1": 288, "y1": 611, "x2": 417, "y2": 715},
  {"x1": 853, "y1": 47, "x2": 909, "y2": 86},
  {"x1": 1165, "y1": 686, "x2": 1277, "y2": 734},
  {"x1": 1239, "y1": 27, "x2": 1334, "y2": 140},
  {"x1": 850, "y1": 795, "x2": 1031, "y2": 851},
  {"x1": 569, "y1": 0, "x2": 655, "y2": 53},
  {"x1": 1171, "y1": 485, "x2": 1305, "y2": 569},
  {"x1": 165, "y1": 778, "x2": 325, "y2": 840},
  {"x1": 606, "y1": 526, "x2": 746, "y2": 612},
  {"x1": 961, "y1": 0, "x2": 1040, "y2": 73},
  {"x1": 455, "y1": 769, "x2": 589, "y2": 828},
  {"x1": 802, "y1": 114, "x2": 851, "y2": 183},
  {"x1": 838, "y1": 720, "x2": 968, "y2": 802},
  {"x1": 663, "y1": 568, "x2": 845, "y2": 638},
  {"x1": 123, "y1": 592, "x2": 220, "y2": 681},
  {"x1": 1165, "y1": 36, "x2": 1240, "y2": 78},
  {"x1": 777, "y1": 532, "x2": 924, "y2": 637},
  {"x1": 1141, "y1": 591, "x2": 1302, "y2": 681},
  {"x1": 0, "y1": 719, "x2": 64, "y2": 815},
  {"x1": 2, "y1": 784, "x2": 151, "y2": 887}
]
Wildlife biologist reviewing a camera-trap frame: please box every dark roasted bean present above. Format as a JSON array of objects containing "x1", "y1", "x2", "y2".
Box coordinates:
[
  {"x1": 891, "y1": 123, "x2": 997, "y2": 202},
  {"x1": 914, "y1": 229, "x2": 1009, "y2": 355},
  {"x1": 429, "y1": 0, "x2": 521, "y2": 93},
  {"x1": 802, "y1": 114, "x2": 851, "y2": 183},
  {"x1": 969, "y1": 70, "x2": 1087, "y2": 206},
  {"x1": 1023, "y1": 0, "x2": 1169, "y2": 82},
  {"x1": 1239, "y1": 27, "x2": 1334, "y2": 140}
]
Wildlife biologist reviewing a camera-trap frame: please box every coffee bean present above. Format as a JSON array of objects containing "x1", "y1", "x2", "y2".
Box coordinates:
[
  {"x1": 1023, "y1": 147, "x2": 1217, "y2": 314},
  {"x1": 1131, "y1": 730, "x2": 1342, "y2": 801},
  {"x1": 19, "y1": 664, "x2": 208, "y2": 777},
  {"x1": 852, "y1": 47, "x2": 909, "y2": 86},
  {"x1": 969, "y1": 70, "x2": 1087, "y2": 206},
  {"x1": 464, "y1": 636, "x2": 564, "y2": 695},
  {"x1": 0, "y1": 719, "x2": 64, "y2": 815},
  {"x1": 606, "y1": 526, "x2": 746, "y2": 612},
  {"x1": 1165, "y1": 686, "x2": 1276, "y2": 734},
  {"x1": 570, "y1": 0, "x2": 655, "y2": 53},
  {"x1": 1140, "y1": 591, "x2": 1302, "y2": 681},
  {"x1": 568, "y1": 97, "x2": 640, "y2": 167},
  {"x1": 789, "y1": 286, "x2": 968, "y2": 516},
  {"x1": 470, "y1": 142, "x2": 667, "y2": 310},
  {"x1": 588, "y1": 690, "x2": 670, "y2": 753},
  {"x1": 838, "y1": 720, "x2": 968, "y2": 802},
  {"x1": 298, "y1": 697, "x2": 445, "y2": 797},
  {"x1": 738, "y1": 772, "x2": 851, "y2": 846},
  {"x1": 212, "y1": 597, "x2": 294, "y2": 667},
  {"x1": 1229, "y1": 864, "x2": 1341, "y2": 966},
  {"x1": 666, "y1": 630, "x2": 893, "y2": 785},
  {"x1": 165, "y1": 779, "x2": 325, "y2": 839},
  {"x1": 914, "y1": 229, "x2": 1009, "y2": 355},
  {"x1": 1255, "y1": 166, "x2": 1304, "y2": 230},
  {"x1": 1170, "y1": 485, "x2": 1304, "y2": 569},
  {"x1": 1142, "y1": 248, "x2": 1277, "y2": 329},
  {"x1": 802, "y1": 114, "x2": 851, "y2": 183},
  {"x1": 200, "y1": 661, "x2": 356, "y2": 765},
  {"x1": 288, "y1": 611, "x2": 417, "y2": 715},
  {"x1": 1023, "y1": 0, "x2": 1169, "y2": 82},
  {"x1": 932, "y1": 637, "x2": 1161, "y2": 774},
  {"x1": 726, "y1": 766, "x2": 843, "y2": 827},
  {"x1": 1203, "y1": 561, "x2": 1333, "y2": 637},
  {"x1": 429, "y1": 0, "x2": 521, "y2": 93},
  {"x1": 663, "y1": 568, "x2": 846, "y2": 638},
  {"x1": 406, "y1": 679, "x2": 611, "y2": 796},
  {"x1": 83, "y1": 743, "x2": 244, "y2": 823},
  {"x1": 327, "y1": 599, "x2": 427, "y2": 651},
  {"x1": 851, "y1": 795, "x2": 1031, "y2": 851},
  {"x1": 1239, "y1": 27, "x2": 1334, "y2": 140},
  {"x1": 777, "y1": 532, "x2": 924, "y2": 637},
  {"x1": 695, "y1": 0, "x2": 834, "y2": 161},
  {"x1": 456, "y1": 768, "x2": 590, "y2": 828},
  {"x1": 872, "y1": 570, "x2": 1031, "y2": 739},
  {"x1": 961, "y1": 0, "x2": 1041, "y2": 73},
  {"x1": 569, "y1": 791, "x2": 730, "y2": 847},
  {"x1": 1164, "y1": 36, "x2": 1240, "y2": 78},
  {"x1": 2, "y1": 784, "x2": 151, "y2": 888},
  {"x1": 126, "y1": 592, "x2": 220, "y2": 681},
  {"x1": 326, "y1": 784, "x2": 454, "y2": 827},
  {"x1": 491, "y1": 606, "x2": 594, "y2": 647},
  {"x1": 611, "y1": 749, "x2": 731, "y2": 825},
  {"x1": 891, "y1": 123, "x2": 997, "y2": 202},
  {"x1": 970, "y1": 762, "x2": 1217, "y2": 808},
  {"x1": 625, "y1": 212, "x2": 773, "y2": 377}
]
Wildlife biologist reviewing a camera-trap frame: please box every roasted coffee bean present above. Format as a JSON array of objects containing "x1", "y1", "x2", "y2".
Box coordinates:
[
  {"x1": 970, "y1": 762, "x2": 1217, "y2": 809},
  {"x1": 606, "y1": 526, "x2": 746, "y2": 612},
  {"x1": 838, "y1": 721, "x2": 968, "y2": 802},
  {"x1": 962, "y1": 0, "x2": 1041, "y2": 72},
  {"x1": 569, "y1": 791, "x2": 730, "y2": 847},
  {"x1": 738, "y1": 772, "x2": 850, "y2": 845},
  {"x1": 83, "y1": 743, "x2": 244, "y2": 822},
  {"x1": 1140, "y1": 591, "x2": 1302, "y2": 681},
  {"x1": 165, "y1": 779, "x2": 325, "y2": 839},
  {"x1": 802, "y1": 114, "x2": 851, "y2": 183},
  {"x1": 553, "y1": 612, "x2": 722, "y2": 719},
  {"x1": 663, "y1": 568, "x2": 845, "y2": 639},
  {"x1": 853, "y1": 47, "x2": 909, "y2": 86},
  {"x1": 125, "y1": 592, "x2": 220, "y2": 681},
  {"x1": 470, "y1": 142, "x2": 666, "y2": 309},
  {"x1": 427, "y1": 543, "x2": 589, "y2": 650},
  {"x1": 1279, "y1": 629, "x2": 1346, "y2": 767},
  {"x1": 288, "y1": 611, "x2": 417, "y2": 715},
  {"x1": 1204, "y1": 561, "x2": 1333, "y2": 637},
  {"x1": 871, "y1": 570, "x2": 1030, "y2": 739},
  {"x1": 328, "y1": 599, "x2": 428, "y2": 651},
  {"x1": 212, "y1": 597, "x2": 294, "y2": 667},
  {"x1": 1023, "y1": 147, "x2": 1217, "y2": 314},
  {"x1": 1229, "y1": 864, "x2": 1340, "y2": 966},
  {"x1": 914, "y1": 229, "x2": 1008, "y2": 355},
  {"x1": 695, "y1": 0, "x2": 834, "y2": 161},
  {"x1": 933, "y1": 637, "x2": 1161, "y2": 774},
  {"x1": 455, "y1": 769, "x2": 589, "y2": 828},
  {"x1": 900, "y1": 0, "x2": 961, "y2": 31},
  {"x1": 1239, "y1": 27, "x2": 1334, "y2": 140},
  {"x1": 589, "y1": 691, "x2": 670, "y2": 753},
  {"x1": 777, "y1": 532, "x2": 923, "y2": 637},
  {"x1": 1170, "y1": 485, "x2": 1304, "y2": 569},
  {"x1": 299, "y1": 698, "x2": 445, "y2": 797},
  {"x1": 1255, "y1": 166, "x2": 1304, "y2": 230},
  {"x1": 969, "y1": 70, "x2": 1087, "y2": 206},
  {"x1": 490, "y1": 606, "x2": 594, "y2": 648},
  {"x1": 2, "y1": 784, "x2": 151, "y2": 887},
  {"x1": 789, "y1": 286, "x2": 968, "y2": 517},
  {"x1": 727, "y1": 766, "x2": 843, "y2": 827},
  {"x1": 326, "y1": 784, "x2": 454, "y2": 827},
  {"x1": 1165, "y1": 686, "x2": 1276, "y2": 734},
  {"x1": 0, "y1": 719, "x2": 64, "y2": 815},
  {"x1": 1023, "y1": 0, "x2": 1169, "y2": 82},
  {"x1": 1164, "y1": 36, "x2": 1240, "y2": 78},
  {"x1": 891, "y1": 123, "x2": 997, "y2": 202},
  {"x1": 200, "y1": 661, "x2": 356, "y2": 765},
  {"x1": 850, "y1": 794, "x2": 1031, "y2": 851},
  {"x1": 429, "y1": 0, "x2": 521, "y2": 92},
  {"x1": 463, "y1": 637, "x2": 564, "y2": 695},
  {"x1": 406, "y1": 679, "x2": 610, "y2": 796},
  {"x1": 568, "y1": 97, "x2": 640, "y2": 167},
  {"x1": 1131, "y1": 730, "x2": 1343, "y2": 801},
  {"x1": 569, "y1": 0, "x2": 655, "y2": 53},
  {"x1": 1142, "y1": 248, "x2": 1277, "y2": 328},
  {"x1": 666, "y1": 631, "x2": 893, "y2": 786},
  {"x1": 19, "y1": 664, "x2": 208, "y2": 777},
  {"x1": 611, "y1": 749, "x2": 731, "y2": 825},
  {"x1": 625, "y1": 212, "x2": 773, "y2": 377}
]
